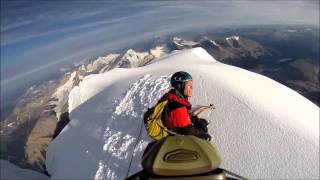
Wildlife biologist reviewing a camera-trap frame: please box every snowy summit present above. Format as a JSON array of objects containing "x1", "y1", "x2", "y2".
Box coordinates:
[
  {"x1": 45, "y1": 48, "x2": 318, "y2": 179},
  {"x1": 226, "y1": 36, "x2": 240, "y2": 41},
  {"x1": 172, "y1": 37, "x2": 200, "y2": 49}
]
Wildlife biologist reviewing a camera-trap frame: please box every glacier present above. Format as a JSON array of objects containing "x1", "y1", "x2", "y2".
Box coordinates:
[{"x1": 44, "y1": 47, "x2": 319, "y2": 179}]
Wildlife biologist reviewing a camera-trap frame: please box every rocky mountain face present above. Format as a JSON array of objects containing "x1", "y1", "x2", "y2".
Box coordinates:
[
  {"x1": 253, "y1": 58, "x2": 320, "y2": 105},
  {"x1": 170, "y1": 35, "x2": 273, "y2": 62},
  {"x1": 0, "y1": 80, "x2": 59, "y2": 172},
  {"x1": 286, "y1": 60, "x2": 319, "y2": 104}
]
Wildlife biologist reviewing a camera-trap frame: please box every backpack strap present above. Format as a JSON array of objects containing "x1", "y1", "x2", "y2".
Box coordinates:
[{"x1": 161, "y1": 99, "x2": 178, "y2": 135}]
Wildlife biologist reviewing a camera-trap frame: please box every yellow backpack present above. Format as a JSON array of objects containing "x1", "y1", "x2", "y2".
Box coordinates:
[{"x1": 143, "y1": 98, "x2": 174, "y2": 140}]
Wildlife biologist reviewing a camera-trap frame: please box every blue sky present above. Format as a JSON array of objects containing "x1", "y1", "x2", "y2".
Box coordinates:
[{"x1": 0, "y1": 0, "x2": 319, "y2": 118}]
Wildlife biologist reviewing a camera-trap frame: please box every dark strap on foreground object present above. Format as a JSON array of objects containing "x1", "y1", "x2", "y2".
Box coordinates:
[
  {"x1": 175, "y1": 125, "x2": 211, "y2": 141},
  {"x1": 125, "y1": 168, "x2": 248, "y2": 180},
  {"x1": 163, "y1": 100, "x2": 174, "y2": 129},
  {"x1": 221, "y1": 168, "x2": 249, "y2": 180}
]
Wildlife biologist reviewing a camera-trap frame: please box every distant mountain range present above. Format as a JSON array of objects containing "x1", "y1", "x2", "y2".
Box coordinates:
[
  {"x1": 169, "y1": 33, "x2": 319, "y2": 107},
  {"x1": 170, "y1": 36, "x2": 273, "y2": 61}
]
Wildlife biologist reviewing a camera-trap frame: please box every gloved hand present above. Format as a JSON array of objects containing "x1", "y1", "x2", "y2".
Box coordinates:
[
  {"x1": 198, "y1": 118, "x2": 209, "y2": 128},
  {"x1": 201, "y1": 125, "x2": 208, "y2": 133},
  {"x1": 203, "y1": 133, "x2": 212, "y2": 141},
  {"x1": 191, "y1": 116, "x2": 209, "y2": 132},
  {"x1": 191, "y1": 115, "x2": 199, "y2": 123}
]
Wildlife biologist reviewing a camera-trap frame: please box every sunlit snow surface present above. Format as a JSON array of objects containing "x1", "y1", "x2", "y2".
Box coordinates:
[
  {"x1": 0, "y1": 160, "x2": 49, "y2": 180},
  {"x1": 46, "y1": 48, "x2": 319, "y2": 179}
]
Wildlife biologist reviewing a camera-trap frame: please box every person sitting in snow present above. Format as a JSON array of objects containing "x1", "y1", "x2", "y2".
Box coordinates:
[{"x1": 161, "y1": 71, "x2": 211, "y2": 141}]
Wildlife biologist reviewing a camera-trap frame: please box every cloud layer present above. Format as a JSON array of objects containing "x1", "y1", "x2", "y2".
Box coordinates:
[{"x1": 0, "y1": 0, "x2": 319, "y2": 91}]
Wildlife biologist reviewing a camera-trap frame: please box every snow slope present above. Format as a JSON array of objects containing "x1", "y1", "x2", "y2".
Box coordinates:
[
  {"x1": 0, "y1": 160, "x2": 49, "y2": 180},
  {"x1": 48, "y1": 47, "x2": 167, "y2": 121},
  {"x1": 46, "y1": 47, "x2": 319, "y2": 179}
]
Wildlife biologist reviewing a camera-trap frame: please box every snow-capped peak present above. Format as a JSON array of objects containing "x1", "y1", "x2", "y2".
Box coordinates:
[
  {"x1": 226, "y1": 36, "x2": 240, "y2": 41},
  {"x1": 172, "y1": 37, "x2": 200, "y2": 49},
  {"x1": 209, "y1": 39, "x2": 220, "y2": 47},
  {"x1": 200, "y1": 36, "x2": 220, "y2": 47},
  {"x1": 86, "y1": 54, "x2": 121, "y2": 73},
  {"x1": 119, "y1": 49, "x2": 152, "y2": 68},
  {"x1": 149, "y1": 45, "x2": 167, "y2": 59}
]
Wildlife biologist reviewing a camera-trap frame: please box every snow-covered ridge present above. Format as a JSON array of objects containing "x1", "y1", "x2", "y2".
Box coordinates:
[
  {"x1": 49, "y1": 72, "x2": 77, "y2": 119},
  {"x1": 84, "y1": 54, "x2": 121, "y2": 73},
  {"x1": 46, "y1": 47, "x2": 319, "y2": 179},
  {"x1": 48, "y1": 46, "x2": 167, "y2": 120},
  {"x1": 199, "y1": 36, "x2": 221, "y2": 47},
  {"x1": 172, "y1": 37, "x2": 200, "y2": 49}
]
